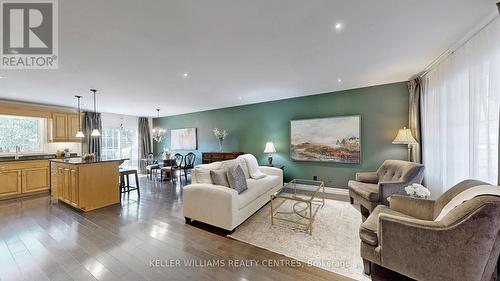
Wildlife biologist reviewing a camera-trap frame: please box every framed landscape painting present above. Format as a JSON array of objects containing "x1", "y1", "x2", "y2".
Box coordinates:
[
  {"x1": 290, "y1": 116, "x2": 361, "y2": 164},
  {"x1": 171, "y1": 128, "x2": 197, "y2": 150}
]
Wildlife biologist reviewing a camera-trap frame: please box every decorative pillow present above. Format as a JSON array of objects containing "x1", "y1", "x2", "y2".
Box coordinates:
[
  {"x1": 236, "y1": 157, "x2": 250, "y2": 179},
  {"x1": 210, "y1": 169, "x2": 229, "y2": 187},
  {"x1": 226, "y1": 165, "x2": 248, "y2": 194},
  {"x1": 239, "y1": 154, "x2": 266, "y2": 179},
  {"x1": 192, "y1": 162, "x2": 222, "y2": 184}
]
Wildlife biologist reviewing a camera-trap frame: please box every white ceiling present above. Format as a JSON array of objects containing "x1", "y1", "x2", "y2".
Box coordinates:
[{"x1": 0, "y1": 0, "x2": 497, "y2": 117}]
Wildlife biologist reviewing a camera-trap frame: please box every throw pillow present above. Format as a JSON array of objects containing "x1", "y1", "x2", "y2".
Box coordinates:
[
  {"x1": 226, "y1": 165, "x2": 248, "y2": 194},
  {"x1": 240, "y1": 154, "x2": 266, "y2": 179},
  {"x1": 236, "y1": 157, "x2": 250, "y2": 179},
  {"x1": 210, "y1": 169, "x2": 229, "y2": 187},
  {"x1": 192, "y1": 162, "x2": 222, "y2": 184}
]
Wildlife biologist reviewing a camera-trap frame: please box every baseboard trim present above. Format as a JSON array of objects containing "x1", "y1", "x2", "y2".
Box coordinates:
[{"x1": 324, "y1": 187, "x2": 349, "y2": 195}]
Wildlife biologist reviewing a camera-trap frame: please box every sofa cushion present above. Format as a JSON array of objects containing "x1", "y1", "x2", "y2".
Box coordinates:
[
  {"x1": 193, "y1": 162, "x2": 223, "y2": 184},
  {"x1": 227, "y1": 165, "x2": 248, "y2": 194},
  {"x1": 348, "y1": 180, "x2": 379, "y2": 201},
  {"x1": 238, "y1": 175, "x2": 281, "y2": 210},
  {"x1": 246, "y1": 175, "x2": 281, "y2": 192},
  {"x1": 360, "y1": 205, "x2": 411, "y2": 246},
  {"x1": 210, "y1": 169, "x2": 229, "y2": 187}
]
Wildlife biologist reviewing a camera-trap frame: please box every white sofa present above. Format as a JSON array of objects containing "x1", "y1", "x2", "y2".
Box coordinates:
[{"x1": 183, "y1": 155, "x2": 283, "y2": 231}]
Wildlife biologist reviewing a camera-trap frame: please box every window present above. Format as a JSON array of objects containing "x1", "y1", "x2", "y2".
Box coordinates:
[
  {"x1": 101, "y1": 126, "x2": 138, "y2": 169},
  {"x1": 0, "y1": 115, "x2": 44, "y2": 154}
]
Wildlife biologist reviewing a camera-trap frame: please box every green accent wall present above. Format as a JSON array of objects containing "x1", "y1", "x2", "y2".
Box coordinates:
[{"x1": 154, "y1": 82, "x2": 409, "y2": 188}]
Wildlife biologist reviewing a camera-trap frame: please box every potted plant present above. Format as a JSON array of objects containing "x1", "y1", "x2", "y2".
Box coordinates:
[{"x1": 213, "y1": 128, "x2": 228, "y2": 152}]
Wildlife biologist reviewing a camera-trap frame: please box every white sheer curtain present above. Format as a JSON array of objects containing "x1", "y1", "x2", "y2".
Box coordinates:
[{"x1": 422, "y1": 17, "x2": 500, "y2": 196}]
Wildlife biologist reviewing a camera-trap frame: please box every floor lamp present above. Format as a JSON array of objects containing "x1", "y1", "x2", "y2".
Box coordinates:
[{"x1": 392, "y1": 127, "x2": 418, "y2": 161}]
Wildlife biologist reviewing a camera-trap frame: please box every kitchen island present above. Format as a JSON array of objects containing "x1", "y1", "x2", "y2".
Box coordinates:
[{"x1": 50, "y1": 158, "x2": 127, "y2": 212}]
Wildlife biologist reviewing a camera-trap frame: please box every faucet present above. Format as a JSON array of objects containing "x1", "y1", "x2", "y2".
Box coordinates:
[{"x1": 15, "y1": 145, "x2": 21, "y2": 160}]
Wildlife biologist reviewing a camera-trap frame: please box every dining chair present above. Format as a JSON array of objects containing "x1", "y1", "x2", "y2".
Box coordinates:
[
  {"x1": 182, "y1": 152, "x2": 196, "y2": 181},
  {"x1": 165, "y1": 153, "x2": 183, "y2": 182},
  {"x1": 145, "y1": 153, "x2": 160, "y2": 180}
]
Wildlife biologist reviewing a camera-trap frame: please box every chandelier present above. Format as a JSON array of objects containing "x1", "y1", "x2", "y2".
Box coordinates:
[{"x1": 152, "y1": 108, "x2": 166, "y2": 142}]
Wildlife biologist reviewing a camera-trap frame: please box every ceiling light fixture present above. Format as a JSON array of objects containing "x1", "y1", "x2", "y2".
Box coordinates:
[
  {"x1": 183, "y1": 73, "x2": 189, "y2": 78},
  {"x1": 152, "y1": 109, "x2": 166, "y2": 142},
  {"x1": 335, "y1": 22, "x2": 343, "y2": 30},
  {"x1": 74, "y1": 95, "x2": 85, "y2": 138},
  {"x1": 0, "y1": 76, "x2": 4, "y2": 79},
  {"x1": 90, "y1": 89, "x2": 100, "y2": 137},
  {"x1": 338, "y1": 78, "x2": 342, "y2": 83}
]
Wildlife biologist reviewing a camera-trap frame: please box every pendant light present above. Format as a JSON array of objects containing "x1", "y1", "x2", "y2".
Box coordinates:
[
  {"x1": 90, "y1": 89, "x2": 100, "y2": 137},
  {"x1": 152, "y1": 108, "x2": 166, "y2": 142},
  {"x1": 74, "y1": 95, "x2": 85, "y2": 138}
]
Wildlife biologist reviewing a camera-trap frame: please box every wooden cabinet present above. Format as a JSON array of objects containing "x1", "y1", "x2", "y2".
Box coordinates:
[
  {"x1": 50, "y1": 113, "x2": 81, "y2": 142},
  {"x1": 22, "y1": 167, "x2": 50, "y2": 193},
  {"x1": 67, "y1": 114, "x2": 81, "y2": 142},
  {"x1": 52, "y1": 161, "x2": 120, "y2": 212},
  {"x1": 56, "y1": 165, "x2": 79, "y2": 207},
  {"x1": 52, "y1": 113, "x2": 68, "y2": 141},
  {"x1": 202, "y1": 152, "x2": 245, "y2": 164},
  {"x1": 0, "y1": 160, "x2": 50, "y2": 199},
  {"x1": 0, "y1": 170, "x2": 22, "y2": 197},
  {"x1": 69, "y1": 169, "x2": 79, "y2": 206}
]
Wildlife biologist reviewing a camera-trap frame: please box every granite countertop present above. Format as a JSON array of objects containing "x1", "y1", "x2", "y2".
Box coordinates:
[
  {"x1": 49, "y1": 157, "x2": 129, "y2": 165},
  {"x1": 0, "y1": 153, "x2": 78, "y2": 162}
]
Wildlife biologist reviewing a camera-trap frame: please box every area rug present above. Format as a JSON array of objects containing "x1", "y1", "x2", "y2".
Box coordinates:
[{"x1": 228, "y1": 199, "x2": 370, "y2": 281}]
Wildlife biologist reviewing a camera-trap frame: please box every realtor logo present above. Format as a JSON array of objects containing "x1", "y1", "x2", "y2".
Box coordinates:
[{"x1": 1, "y1": 0, "x2": 58, "y2": 69}]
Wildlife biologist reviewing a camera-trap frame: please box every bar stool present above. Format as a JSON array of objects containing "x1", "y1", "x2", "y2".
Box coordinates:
[{"x1": 119, "y1": 169, "x2": 140, "y2": 196}]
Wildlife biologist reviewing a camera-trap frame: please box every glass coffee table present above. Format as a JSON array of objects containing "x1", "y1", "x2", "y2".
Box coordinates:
[{"x1": 270, "y1": 179, "x2": 325, "y2": 235}]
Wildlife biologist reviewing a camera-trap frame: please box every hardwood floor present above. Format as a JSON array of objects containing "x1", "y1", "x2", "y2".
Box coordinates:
[{"x1": 0, "y1": 176, "x2": 361, "y2": 281}]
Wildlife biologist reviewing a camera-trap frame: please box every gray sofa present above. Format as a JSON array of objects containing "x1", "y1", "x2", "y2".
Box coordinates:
[
  {"x1": 348, "y1": 160, "x2": 424, "y2": 219},
  {"x1": 359, "y1": 179, "x2": 500, "y2": 281}
]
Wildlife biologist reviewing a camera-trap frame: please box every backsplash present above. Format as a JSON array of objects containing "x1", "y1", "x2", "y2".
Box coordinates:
[{"x1": 45, "y1": 142, "x2": 82, "y2": 155}]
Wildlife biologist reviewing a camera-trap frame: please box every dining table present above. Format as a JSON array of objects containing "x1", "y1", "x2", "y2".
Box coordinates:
[{"x1": 140, "y1": 158, "x2": 173, "y2": 181}]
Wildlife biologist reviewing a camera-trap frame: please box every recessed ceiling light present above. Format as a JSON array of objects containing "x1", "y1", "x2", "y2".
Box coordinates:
[
  {"x1": 335, "y1": 22, "x2": 343, "y2": 31},
  {"x1": 238, "y1": 96, "x2": 243, "y2": 100},
  {"x1": 337, "y1": 78, "x2": 342, "y2": 83},
  {"x1": 0, "y1": 76, "x2": 4, "y2": 79},
  {"x1": 183, "y1": 73, "x2": 189, "y2": 78}
]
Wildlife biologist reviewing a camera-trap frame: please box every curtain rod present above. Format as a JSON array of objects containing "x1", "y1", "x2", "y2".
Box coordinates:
[{"x1": 418, "y1": 11, "x2": 499, "y2": 78}]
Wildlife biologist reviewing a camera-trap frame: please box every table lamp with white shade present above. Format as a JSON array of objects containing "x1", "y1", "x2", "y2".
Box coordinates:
[
  {"x1": 264, "y1": 142, "x2": 276, "y2": 166},
  {"x1": 392, "y1": 127, "x2": 417, "y2": 161}
]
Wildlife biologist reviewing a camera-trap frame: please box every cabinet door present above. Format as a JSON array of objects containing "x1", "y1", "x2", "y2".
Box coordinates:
[
  {"x1": 63, "y1": 168, "x2": 70, "y2": 202},
  {"x1": 0, "y1": 170, "x2": 22, "y2": 198},
  {"x1": 69, "y1": 169, "x2": 79, "y2": 206},
  {"x1": 22, "y1": 167, "x2": 50, "y2": 193},
  {"x1": 52, "y1": 113, "x2": 68, "y2": 141},
  {"x1": 67, "y1": 114, "x2": 81, "y2": 142},
  {"x1": 57, "y1": 167, "x2": 66, "y2": 200}
]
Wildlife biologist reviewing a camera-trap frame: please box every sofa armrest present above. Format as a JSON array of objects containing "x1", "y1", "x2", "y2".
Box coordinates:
[
  {"x1": 259, "y1": 166, "x2": 283, "y2": 187},
  {"x1": 378, "y1": 181, "x2": 407, "y2": 204},
  {"x1": 389, "y1": 195, "x2": 435, "y2": 220},
  {"x1": 259, "y1": 166, "x2": 283, "y2": 178},
  {"x1": 355, "y1": 172, "x2": 378, "y2": 183},
  {"x1": 183, "y1": 184, "x2": 238, "y2": 230},
  {"x1": 377, "y1": 213, "x2": 466, "y2": 280}
]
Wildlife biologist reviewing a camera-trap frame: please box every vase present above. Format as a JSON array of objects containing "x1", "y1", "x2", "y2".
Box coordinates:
[{"x1": 218, "y1": 139, "x2": 224, "y2": 152}]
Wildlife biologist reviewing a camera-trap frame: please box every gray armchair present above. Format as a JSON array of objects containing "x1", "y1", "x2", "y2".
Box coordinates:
[
  {"x1": 348, "y1": 160, "x2": 424, "y2": 219},
  {"x1": 359, "y1": 180, "x2": 500, "y2": 281}
]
